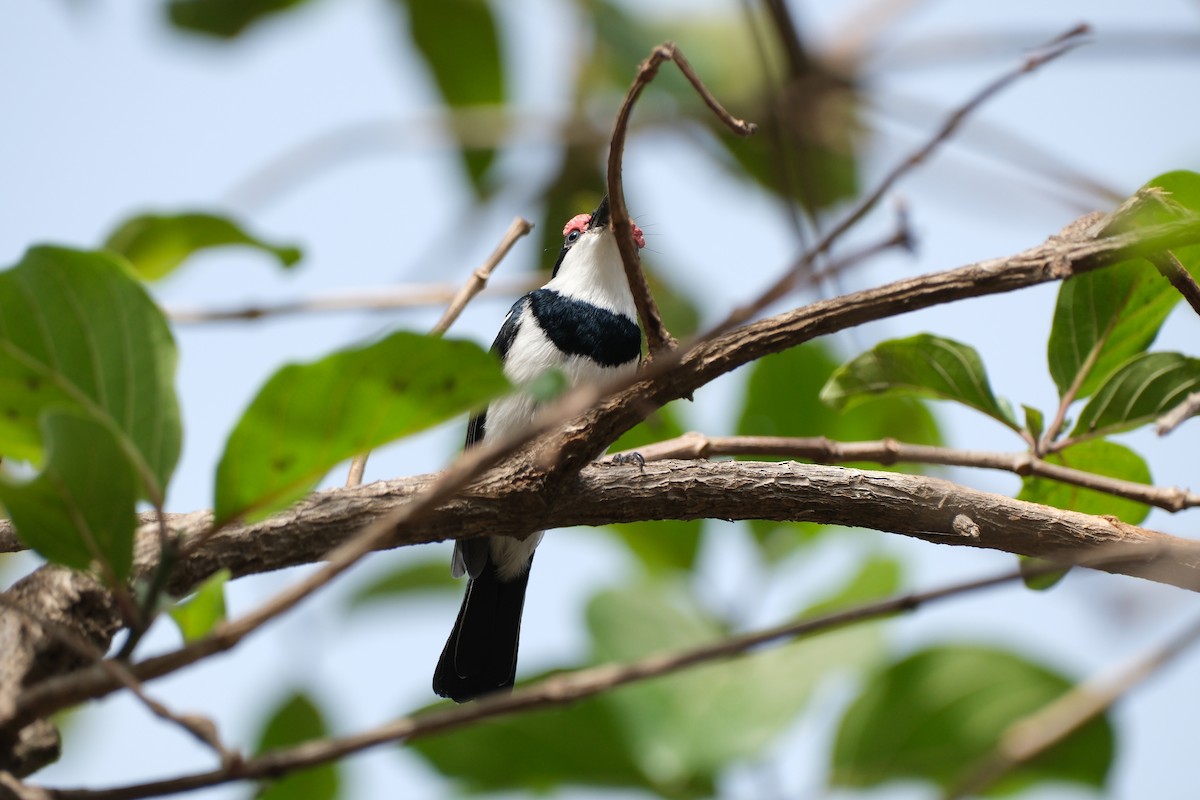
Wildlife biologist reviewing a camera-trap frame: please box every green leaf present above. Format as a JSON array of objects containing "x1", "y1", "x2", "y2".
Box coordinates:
[
  {"x1": 739, "y1": 342, "x2": 941, "y2": 560},
  {"x1": 587, "y1": 580, "x2": 884, "y2": 790},
  {"x1": 1047, "y1": 170, "x2": 1200, "y2": 403},
  {"x1": 1018, "y1": 439, "x2": 1151, "y2": 525},
  {"x1": 104, "y1": 211, "x2": 301, "y2": 281},
  {"x1": 802, "y1": 555, "x2": 903, "y2": 618},
  {"x1": 0, "y1": 411, "x2": 137, "y2": 583},
  {"x1": 822, "y1": 334, "x2": 1018, "y2": 429},
  {"x1": 167, "y1": 0, "x2": 315, "y2": 38},
  {"x1": 1019, "y1": 556, "x2": 1068, "y2": 591},
  {"x1": 1022, "y1": 404, "x2": 1045, "y2": 441},
  {"x1": 1115, "y1": 170, "x2": 1200, "y2": 273},
  {"x1": 1072, "y1": 352, "x2": 1200, "y2": 439},
  {"x1": 410, "y1": 689, "x2": 651, "y2": 795},
  {"x1": 832, "y1": 645, "x2": 1114, "y2": 795},
  {"x1": 1147, "y1": 169, "x2": 1200, "y2": 211},
  {"x1": 395, "y1": 0, "x2": 505, "y2": 193},
  {"x1": 608, "y1": 402, "x2": 701, "y2": 572},
  {"x1": 253, "y1": 692, "x2": 340, "y2": 800},
  {"x1": 168, "y1": 569, "x2": 230, "y2": 642},
  {"x1": 645, "y1": 268, "x2": 701, "y2": 339},
  {"x1": 0, "y1": 246, "x2": 181, "y2": 503},
  {"x1": 1047, "y1": 260, "x2": 1178, "y2": 403},
  {"x1": 414, "y1": 564, "x2": 892, "y2": 796},
  {"x1": 524, "y1": 367, "x2": 569, "y2": 404},
  {"x1": 215, "y1": 331, "x2": 508, "y2": 524},
  {"x1": 719, "y1": 122, "x2": 859, "y2": 213},
  {"x1": 345, "y1": 559, "x2": 456, "y2": 608}
]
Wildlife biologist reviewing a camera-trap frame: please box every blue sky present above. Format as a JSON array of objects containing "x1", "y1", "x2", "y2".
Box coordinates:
[{"x1": 4, "y1": 1, "x2": 1200, "y2": 797}]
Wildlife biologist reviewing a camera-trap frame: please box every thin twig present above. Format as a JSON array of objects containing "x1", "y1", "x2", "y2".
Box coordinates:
[
  {"x1": 606, "y1": 42, "x2": 757, "y2": 355},
  {"x1": 1149, "y1": 250, "x2": 1200, "y2": 317},
  {"x1": 714, "y1": 23, "x2": 1092, "y2": 337},
  {"x1": 165, "y1": 277, "x2": 541, "y2": 324},
  {"x1": 947, "y1": 612, "x2": 1200, "y2": 799},
  {"x1": 0, "y1": 596, "x2": 234, "y2": 765},
  {"x1": 608, "y1": 432, "x2": 1200, "y2": 512},
  {"x1": 430, "y1": 217, "x2": 536, "y2": 334},
  {"x1": 1157, "y1": 390, "x2": 1200, "y2": 435},
  {"x1": 37, "y1": 561, "x2": 1081, "y2": 800},
  {"x1": 345, "y1": 216, "x2": 534, "y2": 487}
]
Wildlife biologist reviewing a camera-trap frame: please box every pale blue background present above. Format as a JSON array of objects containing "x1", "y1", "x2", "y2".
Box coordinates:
[{"x1": 2, "y1": 1, "x2": 1199, "y2": 798}]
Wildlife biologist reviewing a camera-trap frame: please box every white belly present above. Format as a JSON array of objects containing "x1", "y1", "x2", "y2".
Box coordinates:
[{"x1": 483, "y1": 307, "x2": 639, "y2": 578}]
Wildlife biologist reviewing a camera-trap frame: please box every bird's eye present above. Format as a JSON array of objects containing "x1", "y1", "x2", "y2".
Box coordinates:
[{"x1": 565, "y1": 230, "x2": 581, "y2": 244}]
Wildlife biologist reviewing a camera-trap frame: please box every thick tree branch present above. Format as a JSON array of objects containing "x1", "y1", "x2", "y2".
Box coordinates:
[
  {"x1": 610, "y1": 432, "x2": 1200, "y2": 511},
  {"x1": 5, "y1": 457, "x2": 1200, "y2": 749}
]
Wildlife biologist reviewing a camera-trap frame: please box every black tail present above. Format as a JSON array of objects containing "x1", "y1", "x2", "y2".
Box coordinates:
[{"x1": 433, "y1": 559, "x2": 531, "y2": 703}]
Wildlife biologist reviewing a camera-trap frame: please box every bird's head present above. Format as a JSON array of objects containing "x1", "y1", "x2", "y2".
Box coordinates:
[{"x1": 551, "y1": 195, "x2": 645, "y2": 279}]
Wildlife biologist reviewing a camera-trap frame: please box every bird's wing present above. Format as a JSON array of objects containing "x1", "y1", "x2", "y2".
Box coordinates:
[{"x1": 453, "y1": 295, "x2": 530, "y2": 579}]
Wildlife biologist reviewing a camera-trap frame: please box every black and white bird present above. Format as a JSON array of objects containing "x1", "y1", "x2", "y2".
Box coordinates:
[{"x1": 433, "y1": 195, "x2": 644, "y2": 703}]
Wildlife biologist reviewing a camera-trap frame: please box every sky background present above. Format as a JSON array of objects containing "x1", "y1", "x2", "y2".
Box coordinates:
[{"x1": 3, "y1": 0, "x2": 1200, "y2": 798}]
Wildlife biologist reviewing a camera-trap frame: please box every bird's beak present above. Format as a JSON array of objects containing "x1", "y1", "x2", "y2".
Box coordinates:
[{"x1": 590, "y1": 195, "x2": 611, "y2": 230}]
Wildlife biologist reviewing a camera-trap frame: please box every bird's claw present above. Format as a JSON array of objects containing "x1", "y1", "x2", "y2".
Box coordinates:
[{"x1": 610, "y1": 452, "x2": 645, "y2": 468}]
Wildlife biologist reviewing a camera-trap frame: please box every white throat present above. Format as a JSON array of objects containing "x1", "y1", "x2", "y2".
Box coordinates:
[{"x1": 544, "y1": 230, "x2": 638, "y2": 319}]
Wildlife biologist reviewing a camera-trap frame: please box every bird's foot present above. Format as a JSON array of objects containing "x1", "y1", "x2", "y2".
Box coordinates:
[{"x1": 609, "y1": 451, "x2": 645, "y2": 469}]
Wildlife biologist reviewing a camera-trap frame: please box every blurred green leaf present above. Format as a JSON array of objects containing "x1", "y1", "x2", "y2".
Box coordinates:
[
  {"x1": 802, "y1": 555, "x2": 903, "y2": 618},
  {"x1": 738, "y1": 342, "x2": 940, "y2": 559},
  {"x1": 0, "y1": 246, "x2": 181, "y2": 503},
  {"x1": 1072, "y1": 352, "x2": 1200, "y2": 439},
  {"x1": 1022, "y1": 404, "x2": 1045, "y2": 441},
  {"x1": 395, "y1": 0, "x2": 504, "y2": 193},
  {"x1": 588, "y1": 580, "x2": 884, "y2": 791},
  {"x1": 644, "y1": 269, "x2": 701, "y2": 340},
  {"x1": 0, "y1": 411, "x2": 136, "y2": 583},
  {"x1": 832, "y1": 645, "x2": 1114, "y2": 795},
  {"x1": 168, "y1": 0, "x2": 315, "y2": 38},
  {"x1": 346, "y1": 559, "x2": 455, "y2": 608},
  {"x1": 525, "y1": 367, "x2": 569, "y2": 404},
  {"x1": 1019, "y1": 556, "x2": 1068, "y2": 591},
  {"x1": 1047, "y1": 170, "x2": 1200, "y2": 403},
  {"x1": 168, "y1": 569, "x2": 229, "y2": 642},
  {"x1": 104, "y1": 211, "x2": 301, "y2": 281},
  {"x1": 215, "y1": 332, "x2": 508, "y2": 525},
  {"x1": 411, "y1": 688, "x2": 651, "y2": 795},
  {"x1": 253, "y1": 692, "x2": 340, "y2": 800},
  {"x1": 1018, "y1": 439, "x2": 1151, "y2": 525},
  {"x1": 609, "y1": 402, "x2": 701, "y2": 572},
  {"x1": 822, "y1": 334, "x2": 1018, "y2": 430},
  {"x1": 414, "y1": 563, "x2": 890, "y2": 797}
]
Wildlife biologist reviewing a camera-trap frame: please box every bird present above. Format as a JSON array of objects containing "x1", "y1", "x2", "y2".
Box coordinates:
[{"x1": 433, "y1": 195, "x2": 645, "y2": 703}]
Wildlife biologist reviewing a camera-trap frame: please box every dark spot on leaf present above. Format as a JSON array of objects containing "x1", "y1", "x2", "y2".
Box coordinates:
[
  {"x1": 25, "y1": 376, "x2": 40, "y2": 392},
  {"x1": 5, "y1": 408, "x2": 18, "y2": 420},
  {"x1": 390, "y1": 378, "x2": 408, "y2": 393},
  {"x1": 440, "y1": 375, "x2": 457, "y2": 393},
  {"x1": 273, "y1": 456, "x2": 294, "y2": 472}
]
